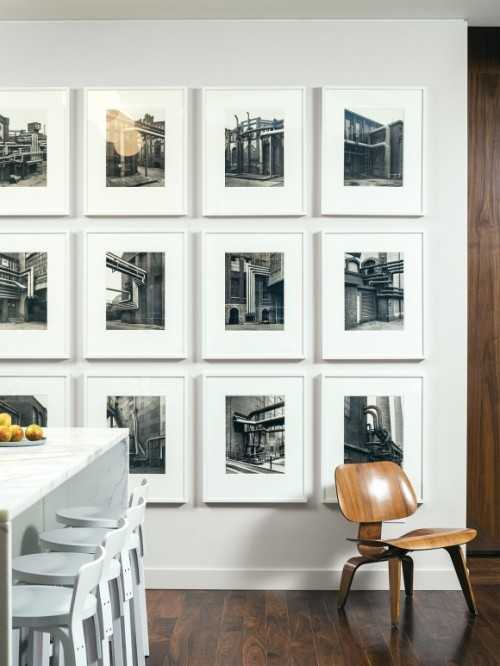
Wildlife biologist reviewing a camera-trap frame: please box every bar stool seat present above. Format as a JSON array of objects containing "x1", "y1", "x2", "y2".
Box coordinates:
[
  {"x1": 56, "y1": 479, "x2": 149, "y2": 530},
  {"x1": 56, "y1": 505, "x2": 124, "y2": 528},
  {"x1": 39, "y1": 527, "x2": 140, "y2": 554},
  {"x1": 12, "y1": 552, "x2": 120, "y2": 585},
  {"x1": 39, "y1": 527, "x2": 110, "y2": 553}
]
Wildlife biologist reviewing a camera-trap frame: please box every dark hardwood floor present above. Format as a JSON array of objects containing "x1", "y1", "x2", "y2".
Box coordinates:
[{"x1": 145, "y1": 558, "x2": 500, "y2": 665}]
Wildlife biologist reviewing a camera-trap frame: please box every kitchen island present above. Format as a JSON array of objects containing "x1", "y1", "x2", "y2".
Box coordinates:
[{"x1": 0, "y1": 427, "x2": 129, "y2": 664}]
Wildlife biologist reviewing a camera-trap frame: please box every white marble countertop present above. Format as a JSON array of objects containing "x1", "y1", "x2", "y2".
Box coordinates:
[{"x1": 0, "y1": 427, "x2": 129, "y2": 522}]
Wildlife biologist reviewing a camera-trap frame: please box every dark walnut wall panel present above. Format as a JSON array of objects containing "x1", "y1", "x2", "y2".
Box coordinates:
[{"x1": 468, "y1": 28, "x2": 500, "y2": 554}]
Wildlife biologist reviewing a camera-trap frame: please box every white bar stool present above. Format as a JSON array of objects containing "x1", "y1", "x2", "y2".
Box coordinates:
[
  {"x1": 55, "y1": 479, "x2": 149, "y2": 656},
  {"x1": 12, "y1": 518, "x2": 129, "y2": 666},
  {"x1": 12, "y1": 545, "x2": 105, "y2": 666},
  {"x1": 38, "y1": 499, "x2": 147, "y2": 666}
]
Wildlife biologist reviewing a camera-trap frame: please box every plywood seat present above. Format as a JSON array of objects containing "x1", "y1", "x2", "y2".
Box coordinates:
[{"x1": 348, "y1": 526, "x2": 478, "y2": 552}]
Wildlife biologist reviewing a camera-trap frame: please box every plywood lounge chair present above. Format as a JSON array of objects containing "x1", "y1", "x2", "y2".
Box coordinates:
[{"x1": 334, "y1": 461, "x2": 478, "y2": 625}]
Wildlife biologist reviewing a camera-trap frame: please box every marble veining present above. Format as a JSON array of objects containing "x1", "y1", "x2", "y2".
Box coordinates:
[{"x1": 0, "y1": 428, "x2": 129, "y2": 522}]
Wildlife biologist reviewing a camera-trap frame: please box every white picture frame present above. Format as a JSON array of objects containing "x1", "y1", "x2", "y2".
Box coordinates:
[
  {"x1": 85, "y1": 374, "x2": 188, "y2": 503},
  {"x1": 0, "y1": 232, "x2": 70, "y2": 359},
  {"x1": 322, "y1": 231, "x2": 424, "y2": 360},
  {"x1": 0, "y1": 88, "x2": 70, "y2": 216},
  {"x1": 321, "y1": 87, "x2": 424, "y2": 216},
  {"x1": 321, "y1": 374, "x2": 423, "y2": 503},
  {"x1": 84, "y1": 231, "x2": 186, "y2": 359},
  {"x1": 85, "y1": 87, "x2": 187, "y2": 216},
  {"x1": 0, "y1": 374, "x2": 69, "y2": 427},
  {"x1": 203, "y1": 87, "x2": 306, "y2": 216},
  {"x1": 203, "y1": 374, "x2": 306, "y2": 503},
  {"x1": 202, "y1": 231, "x2": 305, "y2": 359}
]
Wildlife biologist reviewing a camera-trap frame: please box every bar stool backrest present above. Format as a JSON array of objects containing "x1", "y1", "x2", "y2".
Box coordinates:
[
  {"x1": 69, "y1": 545, "x2": 106, "y2": 650},
  {"x1": 99, "y1": 517, "x2": 128, "y2": 638},
  {"x1": 129, "y1": 479, "x2": 149, "y2": 557}
]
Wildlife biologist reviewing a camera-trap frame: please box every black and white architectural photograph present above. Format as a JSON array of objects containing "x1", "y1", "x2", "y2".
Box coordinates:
[
  {"x1": 225, "y1": 108, "x2": 284, "y2": 187},
  {"x1": 225, "y1": 252, "x2": 284, "y2": 330},
  {"x1": 0, "y1": 109, "x2": 47, "y2": 187},
  {"x1": 0, "y1": 252, "x2": 48, "y2": 329},
  {"x1": 344, "y1": 251, "x2": 404, "y2": 331},
  {"x1": 105, "y1": 251, "x2": 165, "y2": 331},
  {"x1": 107, "y1": 394, "x2": 166, "y2": 474},
  {"x1": 225, "y1": 395, "x2": 285, "y2": 474},
  {"x1": 344, "y1": 107, "x2": 404, "y2": 186},
  {"x1": 344, "y1": 394, "x2": 404, "y2": 466},
  {"x1": 0, "y1": 394, "x2": 48, "y2": 426},
  {"x1": 106, "y1": 108, "x2": 165, "y2": 187}
]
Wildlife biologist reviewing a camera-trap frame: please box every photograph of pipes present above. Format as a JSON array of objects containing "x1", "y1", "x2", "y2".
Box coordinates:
[
  {"x1": 0, "y1": 88, "x2": 69, "y2": 216},
  {"x1": 85, "y1": 374, "x2": 187, "y2": 502}
]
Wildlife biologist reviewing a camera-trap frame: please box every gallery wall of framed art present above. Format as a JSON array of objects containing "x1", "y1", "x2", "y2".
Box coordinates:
[{"x1": 0, "y1": 18, "x2": 468, "y2": 591}]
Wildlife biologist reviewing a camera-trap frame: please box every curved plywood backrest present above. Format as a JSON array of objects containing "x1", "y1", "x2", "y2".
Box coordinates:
[{"x1": 335, "y1": 462, "x2": 418, "y2": 523}]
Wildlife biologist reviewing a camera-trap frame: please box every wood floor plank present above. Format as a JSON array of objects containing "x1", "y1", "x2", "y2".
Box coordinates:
[
  {"x1": 286, "y1": 590, "x2": 318, "y2": 666},
  {"x1": 188, "y1": 590, "x2": 226, "y2": 666},
  {"x1": 348, "y1": 590, "x2": 396, "y2": 666},
  {"x1": 266, "y1": 590, "x2": 292, "y2": 666},
  {"x1": 242, "y1": 591, "x2": 267, "y2": 666},
  {"x1": 220, "y1": 590, "x2": 246, "y2": 633},
  {"x1": 307, "y1": 591, "x2": 344, "y2": 665},
  {"x1": 366, "y1": 591, "x2": 421, "y2": 666},
  {"x1": 163, "y1": 590, "x2": 204, "y2": 666},
  {"x1": 215, "y1": 630, "x2": 243, "y2": 666},
  {"x1": 326, "y1": 591, "x2": 372, "y2": 666}
]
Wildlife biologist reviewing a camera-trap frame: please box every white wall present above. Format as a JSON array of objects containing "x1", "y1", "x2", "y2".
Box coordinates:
[{"x1": 0, "y1": 19, "x2": 467, "y2": 589}]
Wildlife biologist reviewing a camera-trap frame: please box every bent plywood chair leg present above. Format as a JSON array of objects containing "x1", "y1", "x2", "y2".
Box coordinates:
[
  {"x1": 388, "y1": 557, "x2": 401, "y2": 626},
  {"x1": 402, "y1": 555, "x2": 414, "y2": 597},
  {"x1": 337, "y1": 556, "x2": 369, "y2": 609},
  {"x1": 445, "y1": 546, "x2": 478, "y2": 615}
]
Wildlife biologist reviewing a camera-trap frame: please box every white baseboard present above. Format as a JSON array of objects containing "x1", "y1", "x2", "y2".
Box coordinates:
[{"x1": 145, "y1": 567, "x2": 462, "y2": 591}]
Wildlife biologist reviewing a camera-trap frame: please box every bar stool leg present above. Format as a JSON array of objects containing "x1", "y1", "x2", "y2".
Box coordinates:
[
  {"x1": 28, "y1": 629, "x2": 50, "y2": 665},
  {"x1": 133, "y1": 549, "x2": 149, "y2": 657}
]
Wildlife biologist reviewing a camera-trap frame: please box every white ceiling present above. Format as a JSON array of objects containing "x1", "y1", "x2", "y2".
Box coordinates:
[{"x1": 0, "y1": 0, "x2": 499, "y2": 24}]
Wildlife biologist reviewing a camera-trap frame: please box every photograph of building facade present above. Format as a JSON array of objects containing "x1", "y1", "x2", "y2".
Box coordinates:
[
  {"x1": 0, "y1": 252, "x2": 48, "y2": 329},
  {"x1": 344, "y1": 107, "x2": 403, "y2": 186},
  {"x1": 344, "y1": 252, "x2": 404, "y2": 330},
  {"x1": 0, "y1": 111, "x2": 47, "y2": 186},
  {"x1": 225, "y1": 252, "x2": 284, "y2": 329},
  {"x1": 0, "y1": 395, "x2": 47, "y2": 427},
  {"x1": 106, "y1": 251, "x2": 165, "y2": 330},
  {"x1": 106, "y1": 109, "x2": 165, "y2": 187},
  {"x1": 226, "y1": 395, "x2": 285, "y2": 474},
  {"x1": 107, "y1": 395, "x2": 165, "y2": 473},
  {"x1": 225, "y1": 110, "x2": 284, "y2": 187},
  {"x1": 344, "y1": 395, "x2": 404, "y2": 466}
]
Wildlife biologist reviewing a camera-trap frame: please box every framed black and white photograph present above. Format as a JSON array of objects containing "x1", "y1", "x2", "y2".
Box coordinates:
[
  {"x1": 321, "y1": 375, "x2": 423, "y2": 502},
  {"x1": 0, "y1": 88, "x2": 69, "y2": 216},
  {"x1": 0, "y1": 233, "x2": 69, "y2": 358},
  {"x1": 85, "y1": 374, "x2": 187, "y2": 503},
  {"x1": 85, "y1": 231, "x2": 186, "y2": 359},
  {"x1": 202, "y1": 232, "x2": 304, "y2": 359},
  {"x1": 85, "y1": 88, "x2": 187, "y2": 216},
  {"x1": 203, "y1": 374, "x2": 305, "y2": 503},
  {"x1": 322, "y1": 232, "x2": 423, "y2": 360},
  {"x1": 322, "y1": 87, "x2": 424, "y2": 216},
  {"x1": 203, "y1": 87, "x2": 305, "y2": 216},
  {"x1": 0, "y1": 374, "x2": 69, "y2": 427}
]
